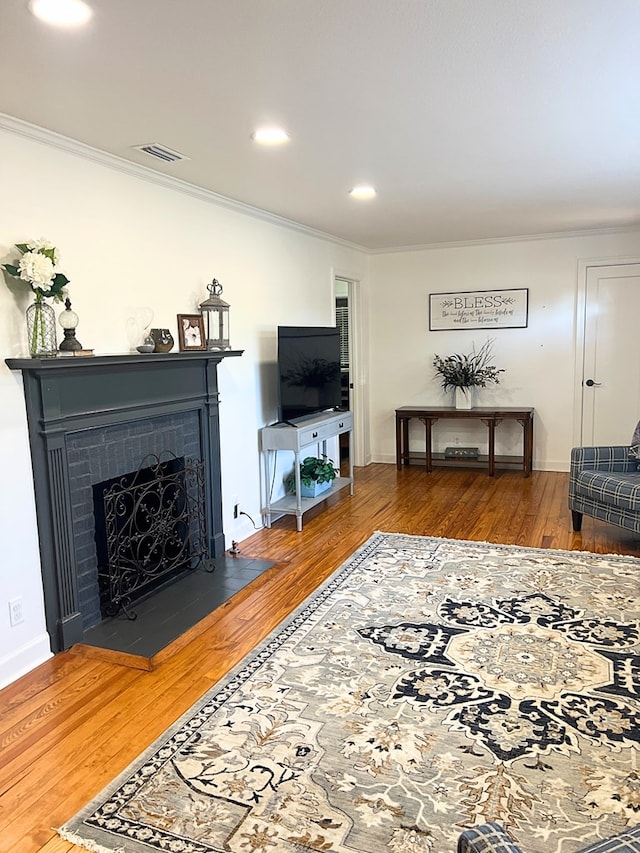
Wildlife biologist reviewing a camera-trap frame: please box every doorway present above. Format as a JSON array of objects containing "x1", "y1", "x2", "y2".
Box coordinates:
[
  {"x1": 335, "y1": 274, "x2": 369, "y2": 469},
  {"x1": 335, "y1": 282, "x2": 350, "y2": 408},
  {"x1": 335, "y1": 278, "x2": 351, "y2": 471},
  {"x1": 578, "y1": 261, "x2": 640, "y2": 445}
]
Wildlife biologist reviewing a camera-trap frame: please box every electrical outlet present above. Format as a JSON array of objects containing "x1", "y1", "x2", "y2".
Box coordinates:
[
  {"x1": 9, "y1": 597, "x2": 24, "y2": 627},
  {"x1": 233, "y1": 503, "x2": 239, "y2": 519}
]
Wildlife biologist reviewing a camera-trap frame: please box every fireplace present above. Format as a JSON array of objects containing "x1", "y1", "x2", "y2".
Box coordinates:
[
  {"x1": 68, "y1": 411, "x2": 204, "y2": 628},
  {"x1": 94, "y1": 451, "x2": 209, "y2": 623},
  {"x1": 6, "y1": 350, "x2": 242, "y2": 652}
]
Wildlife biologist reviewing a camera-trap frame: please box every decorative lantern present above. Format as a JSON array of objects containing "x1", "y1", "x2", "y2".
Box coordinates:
[
  {"x1": 58, "y1": 297, "x2": 83, "y2": 351},
  {"x1": 199, "y1": 279, "x2": 230, "y2": 350}
]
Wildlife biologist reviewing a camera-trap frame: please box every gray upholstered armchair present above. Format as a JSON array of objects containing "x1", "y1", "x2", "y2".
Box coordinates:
[
  {"x1": 569, "y1": 446, "x2": 640, "y2": 535},
  {"x1": 458, "y1": 821, "x2": 640, "y2": 852}
]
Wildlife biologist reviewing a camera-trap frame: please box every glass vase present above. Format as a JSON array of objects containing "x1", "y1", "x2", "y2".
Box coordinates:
[{"x1": 26, "y1": 296, "x2": 57, "y2": 357}]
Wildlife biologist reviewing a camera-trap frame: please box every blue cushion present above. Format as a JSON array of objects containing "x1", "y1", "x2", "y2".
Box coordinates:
[
  {"x1": 457, "y1": 823, "x2": 523, "y2": 853},
  {"x1": 577, "y1": 826, "x2": 640, "y2": 852},
  {"x1": 575, "y1": 470, "x2": 640, "y2": 512},
  {"x1": 457, "y1": 823, "x2": 640, "y2": 853},
  {"x1": 630, "y1": 420, "x2": 640, "y2": 459}
]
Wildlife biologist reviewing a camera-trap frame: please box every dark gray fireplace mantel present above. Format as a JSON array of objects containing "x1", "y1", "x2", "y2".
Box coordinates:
[{"x1": 6, "y1": 350, "x2": 243, "y2": 652}]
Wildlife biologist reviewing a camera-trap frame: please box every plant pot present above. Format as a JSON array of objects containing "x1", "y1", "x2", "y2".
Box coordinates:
[
  {"x1": 454, "y1": 387, "x2": 473, "y2": 409},
  {"x1": 300, "y1": 479, "x2": 333, "y2": 498}
]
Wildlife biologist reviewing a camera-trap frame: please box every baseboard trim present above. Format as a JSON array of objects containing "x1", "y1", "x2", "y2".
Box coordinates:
[
  {"x1": 0, "y1": 632, "x2": 52, "y2": 690},
  {"x1": 373, "y1": 454, "x2": 567, "y2": 472}
]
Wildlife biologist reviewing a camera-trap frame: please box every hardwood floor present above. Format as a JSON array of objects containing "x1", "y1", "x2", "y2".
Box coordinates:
[{"x1": 2, "y1": 463, "x2": 639, "y2": 853}]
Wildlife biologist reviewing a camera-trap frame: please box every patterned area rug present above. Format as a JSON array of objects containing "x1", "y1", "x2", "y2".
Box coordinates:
[{"x1": 59, "y1": 533, "x2": 640, "y2": 853}]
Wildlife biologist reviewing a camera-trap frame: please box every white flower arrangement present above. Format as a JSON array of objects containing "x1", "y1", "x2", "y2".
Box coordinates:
[{"x1": 3, "y1": 239, "x2": 69, "y2": 301}]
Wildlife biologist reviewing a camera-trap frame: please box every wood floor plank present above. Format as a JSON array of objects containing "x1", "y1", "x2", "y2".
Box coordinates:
[
  {"x1": 1, "y1": 464, "x2": 638, "y2": 853},
  {"x1": 0, "y1": 659, "x2": 109, "y2": 741},
  {"x1": 26, "y1": 837, "x2": 74, "y2": 853}
]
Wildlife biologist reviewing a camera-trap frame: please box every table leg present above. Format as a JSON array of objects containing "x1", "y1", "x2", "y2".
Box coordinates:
[
  {"x1": 425, "y1": 418, "x2": 433, "y2": 472},
  {"x1": 396, "y1": 417, "x2": 411, "y2": 467},
  {"x1": 264, "y1": 449, "x2": 272, "y2": 528},
  {"x1": 294, "y1": 450, "x2": 303, "y2": 530},
  {"x1": 519, "y1": 415, "x2": 533, "y2": 477},
  {"x1": 348, "y1": 428, "x2": 354, "y2": 494},
  {"x1": 487, "y1": 418, "x2": 496, "y2": 476}
]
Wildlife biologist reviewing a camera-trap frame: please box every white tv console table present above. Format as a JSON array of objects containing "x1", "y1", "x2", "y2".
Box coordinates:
[{"x1": 261, "y1": 410, "x2": 354, "y2": 531}]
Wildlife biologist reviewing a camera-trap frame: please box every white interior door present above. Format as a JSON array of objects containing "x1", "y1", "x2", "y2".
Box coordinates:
[{"x1": 582, "y1": 263, "x2": 640, "y2": 445}]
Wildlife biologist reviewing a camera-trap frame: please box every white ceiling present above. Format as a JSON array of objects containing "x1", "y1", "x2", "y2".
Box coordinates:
[{"x1": 1, "y1": 0, "x2": 639, "y2": 251}]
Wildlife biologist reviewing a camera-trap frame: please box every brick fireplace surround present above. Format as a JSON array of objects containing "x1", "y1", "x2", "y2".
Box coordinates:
[{"x1": 6, "y1": 351, "x2": 242, "y2": 653}]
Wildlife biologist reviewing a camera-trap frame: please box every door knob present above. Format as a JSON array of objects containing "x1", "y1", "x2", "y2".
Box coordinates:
[{"x1": 585, "y1": 379, "x2": 602, "y2": 387}]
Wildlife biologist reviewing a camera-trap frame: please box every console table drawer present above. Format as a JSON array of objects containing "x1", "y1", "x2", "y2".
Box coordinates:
[{"x1": 297, "y1": 414, "x2": 352, "y2": 446}]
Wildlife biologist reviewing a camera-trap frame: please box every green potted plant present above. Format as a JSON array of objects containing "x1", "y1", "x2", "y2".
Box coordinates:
[
  {"x1": 433, "y1": 339, "x2": 504, "y2": 408},
  {"x1": 285, "y1": 455, "x2": 340, "y2": 497}
]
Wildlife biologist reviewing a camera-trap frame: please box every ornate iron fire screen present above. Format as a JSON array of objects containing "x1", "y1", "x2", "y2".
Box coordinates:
[{"x1": 97, "y1": 453, "x2": 212, "y2": 619}]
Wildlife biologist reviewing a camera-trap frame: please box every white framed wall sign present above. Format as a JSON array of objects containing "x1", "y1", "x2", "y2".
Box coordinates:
[{"x1": 429, "y1": 288, "x2": 529, "y2": 331}]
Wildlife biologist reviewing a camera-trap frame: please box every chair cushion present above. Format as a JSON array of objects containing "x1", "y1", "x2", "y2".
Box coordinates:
[
  {"x1": 577, "y1": 825, "x2": 640, "y2": 852},
  {"x1": 630, "y1": 420, "x2": 640, "y2": 459},
  {"x1": 457, "y1": 823, "x2": 640, "y2": 853},
  {"x1": 575, "y1": 470, "x2": 640, "y2": 512},
  {"x1": 457, "y1": 823, "x2": 523, "y2": 852}
]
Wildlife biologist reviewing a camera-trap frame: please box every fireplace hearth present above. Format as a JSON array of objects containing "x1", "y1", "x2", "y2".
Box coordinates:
[{"x1": 6, "y1": 350, "x2": 242, "y2": 652}]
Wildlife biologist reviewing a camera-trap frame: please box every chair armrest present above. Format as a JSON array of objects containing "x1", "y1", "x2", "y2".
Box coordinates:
[
  {"x1": 457, "y1": 823, "x2": 524, "y2": 853},
  {"x1": 570, "y1": 446, "x2": 638, "y2": 474}
]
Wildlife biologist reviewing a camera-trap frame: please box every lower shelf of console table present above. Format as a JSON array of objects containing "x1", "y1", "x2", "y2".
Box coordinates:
[
  {"x1": 261, "y1": 411, "x2": 354, "y2": 531},
  {"x1": 263, "y1": 477, "x2": 353, "y2": 530}
]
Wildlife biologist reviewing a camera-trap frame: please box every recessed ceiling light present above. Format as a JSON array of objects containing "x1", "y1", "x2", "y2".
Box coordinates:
[
  {"x1": 28, "y1": 0, "x2": 93, "y2": 27},
  {"x1": 349, "y1": 185, "x2": 377, "y2": 200},
  {"x1": 251, "y1": 127, "x2": 290, "y2": 145}
]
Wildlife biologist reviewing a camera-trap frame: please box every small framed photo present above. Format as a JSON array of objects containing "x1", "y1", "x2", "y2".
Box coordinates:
[{"x1": 177, "y1": 314, "x2": 206, "y2": 351}]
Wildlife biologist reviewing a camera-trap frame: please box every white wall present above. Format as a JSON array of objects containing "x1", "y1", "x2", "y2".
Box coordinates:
[
  {"x1": 369, "y1": 233, "x2": 640, "y2": 470},
  {"x1": 0, "y1": 122, "x2": 368, "y2": 688}
]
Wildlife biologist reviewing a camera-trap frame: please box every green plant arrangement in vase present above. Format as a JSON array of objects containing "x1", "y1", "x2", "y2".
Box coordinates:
[
  {"x1": 285, "y1": 455, "x2": 340, "y2": 497},
  {"x1": 433, "y1": 339, "x2": 504, "y2": 409},
  {"x1": 2, "y1": 239, "x2": 70, "y2": 357}
]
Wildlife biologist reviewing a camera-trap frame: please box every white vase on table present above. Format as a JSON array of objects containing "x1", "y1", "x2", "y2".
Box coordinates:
[{"x1": 454, "y1": 386, "x2": 473, "y2": 409}]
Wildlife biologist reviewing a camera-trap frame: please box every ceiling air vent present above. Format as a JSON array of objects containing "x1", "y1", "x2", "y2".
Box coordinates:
[{"x1": 133, "y1": 143, "x2": 189, "y2": 163}]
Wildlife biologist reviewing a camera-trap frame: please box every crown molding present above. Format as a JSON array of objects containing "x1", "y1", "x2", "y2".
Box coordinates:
[
  {"x1": 370, "y1": 224, "x2": 640, "y2": 254},
  {"x1": 3, "y1": 113, "x2": 639, "y2": 256},
  {"x1": 0, "y1": 113, "x2": 367, "y2": 254}
]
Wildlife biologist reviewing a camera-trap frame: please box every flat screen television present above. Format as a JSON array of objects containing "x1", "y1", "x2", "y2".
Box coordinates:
[{"x1": 277, "y1": 326, "x2": 342, "y2": 423}]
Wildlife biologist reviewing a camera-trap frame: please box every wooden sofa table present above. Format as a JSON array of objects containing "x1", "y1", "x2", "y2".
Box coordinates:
[{"x1": 395, "y1": 406, "x2": 534, "y2": 477}]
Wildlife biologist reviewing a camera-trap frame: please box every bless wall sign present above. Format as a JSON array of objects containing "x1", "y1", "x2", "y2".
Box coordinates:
[{"x1": 429, "y1": 288, "x2": 529, "y2": 331}]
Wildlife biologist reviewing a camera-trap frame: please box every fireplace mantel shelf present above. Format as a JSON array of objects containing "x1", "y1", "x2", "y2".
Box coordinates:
[{"x1": 6, "y1": 349, "x2": 244, "y2": 372}]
